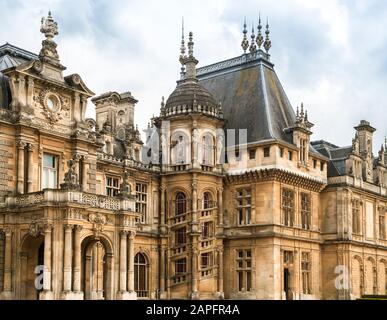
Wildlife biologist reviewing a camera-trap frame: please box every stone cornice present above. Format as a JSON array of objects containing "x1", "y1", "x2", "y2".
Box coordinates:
[{"x1": 224, "y1": 167, "x2": 326, "y2": 192}]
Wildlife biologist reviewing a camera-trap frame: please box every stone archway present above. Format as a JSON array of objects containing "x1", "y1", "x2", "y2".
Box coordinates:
[
  {"x1": 81, "y1": 235, "x2": 113, "y2": 300},
  {"x1": 20, "y1": 234, "x2": 44, "y2": 300}
]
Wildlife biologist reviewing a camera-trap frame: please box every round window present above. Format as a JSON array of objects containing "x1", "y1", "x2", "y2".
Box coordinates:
[{"x1": 46, "y1": 95, "x2": 60, "y2": 112}]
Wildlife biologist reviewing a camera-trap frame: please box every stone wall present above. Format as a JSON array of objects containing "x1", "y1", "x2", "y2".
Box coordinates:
[{"x1": 0, "y1": 137, "x2": 14, "y2": 199}]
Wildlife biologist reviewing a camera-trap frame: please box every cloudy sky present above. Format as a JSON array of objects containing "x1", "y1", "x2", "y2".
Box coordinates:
[{"x1": 0, "y1": 0, "x2": 386, "y2": 152}]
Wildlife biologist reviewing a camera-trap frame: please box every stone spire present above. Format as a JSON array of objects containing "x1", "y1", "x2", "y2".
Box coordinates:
[
  {"x1": 295, "y1": 102, "x2": 313, "y2": 130},
  {"x1": 241, "y1": 17, "x2": 249, "y2": 53},
  {"x1": 249, "y1": 23, "x2": 257, "y2": 53},
  {"x1": 39, "y1": 11, "x2": 64, "y2": 69},
  {"x1": 180, "y1": 31, "x2": 199, "y2": 81},
  {"x1": 179, "y1": 17, "x2": 186, "y2": 79},
  {"x1": 384, "y1": 137, "x2": 387, "y2": 166},
  {"x1": 256, "y1": 14, "x2": 264, "y2": 49},
  {"x1": 263, "y1": 18, "x2": 272, "y2": 54}
]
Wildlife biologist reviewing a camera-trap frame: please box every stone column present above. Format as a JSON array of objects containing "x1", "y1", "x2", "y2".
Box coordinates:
[
  {"x1": 81, "y1": 156, "x2": 88, "y2": 192},
  {"x1": 159, "y1": 185, "x2": 166, "y2": 234},
  {"x1": 104, "y1": 253, "x2": 113, "y2": 300},
  {"x1": 3, "y1": 228, "x2": 12, "y2": 292},
  {"x1": 63, "y1": 224, "x2": 73, "y2": 292},
  {"x1": 127, "y1": 231, "x2": 136, "y2": 295},
  {"x1": 17, "y1": 140, "x2": 26, "y2": 194},
  {"x1": 217, "y1": 186, "x2": 223, "y2": 225},
  {"x1": 217, "y1": 247, "x2": 224, "y2": 298},
  {"x1": 159, "y1": 246, "x2": 165, "y2": 296},
  {"x1": 119, "y1": 231, "x2": 128, "y2": 293},
  {"x1": 73, "y1": 225, "x2": 82, "y2": 293},
  {"x1": 27, "y1": 144, "x2": 34, "y2": 193},
  {"x1": 43, "y1": 224, "x2": 52, "y2": 291},
  {"x1": 191, "y1": 248, "x2": 199, "y2": 298},
  {"x1": 192, "y1": 180, "x2": 198, "y2": 222}
]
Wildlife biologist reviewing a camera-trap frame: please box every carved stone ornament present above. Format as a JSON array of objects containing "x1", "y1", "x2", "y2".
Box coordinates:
[
  {"x1": 29, "y1": 221, "x2": 43, "y2": 237},
  {"x1": 60, "y1": 159, "x2": 80, "y2": 191},
  {"x1": 89, "y1": 213, "x2": 107, "y2": 234},
  {"x1": 35, "y1": 88, "x2": 68, "y2": 124}
]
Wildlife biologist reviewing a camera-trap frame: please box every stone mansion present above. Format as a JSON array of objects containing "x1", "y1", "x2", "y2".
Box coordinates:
[{"x1": 0, "y1": 13, "x2": 386, "y2": 300}]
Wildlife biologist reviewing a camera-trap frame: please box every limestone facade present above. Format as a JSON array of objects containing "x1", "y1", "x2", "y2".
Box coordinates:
[{"x1": 0, "y1": 13, "x2": 386, "y2": 300}]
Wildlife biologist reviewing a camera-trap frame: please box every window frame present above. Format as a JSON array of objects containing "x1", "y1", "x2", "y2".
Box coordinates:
[
  {"x1": 236, "y1": 188, "x2": 252, "y2": 226},
  {"x1": 135, "y1": 183, "x2": 148, "y2": 223},
  {"x1": 106, "y1": 176, "x2": 120, "y2": 197},
  {"x1": 282, "y1": 188, "x2": 295, "y2": 227},
  {"x1": 236, "y1": 249, "x2": 252, "y2": 292},
  {"x1": 42, "y1": 153, "x2": 59, "y2": 190}
]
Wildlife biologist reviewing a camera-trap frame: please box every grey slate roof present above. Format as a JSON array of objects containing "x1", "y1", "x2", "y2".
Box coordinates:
[
  {"x1": 311, "y1": 140, "x2": 353, "y2": 177},
  {"x1": 197, "y1": 50, "x2": 296, "y2": 144},
  {"x1": 0, "y1": 43, "x2": 38, "y2": 71}
]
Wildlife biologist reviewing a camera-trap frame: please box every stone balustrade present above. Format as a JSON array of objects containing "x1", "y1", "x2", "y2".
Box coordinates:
[{"x1": 5, "y1": 189, "x2": 135, "y2": 212}]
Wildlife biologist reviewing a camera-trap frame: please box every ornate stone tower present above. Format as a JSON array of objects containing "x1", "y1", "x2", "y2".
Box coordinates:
[
  {"x1": 355, "y1": 120, "x2": 376, "y2": 183},
  {"x1": 153, "y1": 28, "x2": 225, "y2": 300}
]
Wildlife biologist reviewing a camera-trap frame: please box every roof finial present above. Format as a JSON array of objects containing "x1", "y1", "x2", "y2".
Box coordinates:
[
  {"x1": 264, "y1": 17, "x2": 272, "y2": 54},
  {"x1": 179, "y1": 17, "x2": 186, "y2": 78},
  {"x1": 257, "y1": 13, "x2": 264, "y2": 49},
  {"x1": 180, "y1": 17, "x2": 186, "y2": 58},
  {"x1": 188, "y1": 31, "x2": 194, "y2": 57},
  {"x1": 241, "y1": 17, "x2": 249, "y2": 53},
  {"x1": 249, "y1": 22, "x2": 257, "y2": 53},
  {"x1": 39, "y1": 11, "x2": 62, "y2": 67}
]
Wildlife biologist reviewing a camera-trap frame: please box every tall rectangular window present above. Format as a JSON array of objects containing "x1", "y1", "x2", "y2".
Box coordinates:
[
  {"x1": 282, "y1": 189, "x2": 295, "y2": 227},
  {"x1": 299, "y1": 139, "x2": 307, "y2": 164},
  {"x1": 301, "y1": 252, "x2": 312, "y2": 294},
  {"x1": 352, "y1": 200, "x2": 361, "y2": 235},
  {"x1": 288, "y1": 151, "x2": 293, "y2": 161},
  {"x1": 175, "y1": 227, "x2": 186, "y2": 246},
  {"x1": 201, "y1": 252, "x2": 213, "y2": 269},
  {"x1": 236, "y1": 188, "x2": 252, "y2": 225},
  {"x1": 249, "y1": 149, "x2": 256, "y2": 160},
  {"x1": 201, "y1": 221, "x2": 213, "y2": 239},
  {"x1": 106, "y1": 177, "x2": 119, "y2": 197},
  {"x1": 379, "y1": 213, "x2": 386, "y2": 240},
  {"x1": 236, "y1": 250, "x2": 252, "y2": 292},
  {"x1": 301, "y1": 193, "x2": 311, "y2": 230},
  {"x1": 136, "y1": 183, "x2": 148, "y2": 222},
  {"x1": 264, "y1": 147, "x2": 270, "y2": 157},
  {"x1": 175, "y1": 258, "x2": 186, "y2": 275},
  {"x1": 42, "y1": 153, "x2": 58, "y2": 189},
  {"x1": 279, "y1": 147, "x2": 284, "y2": 158}
]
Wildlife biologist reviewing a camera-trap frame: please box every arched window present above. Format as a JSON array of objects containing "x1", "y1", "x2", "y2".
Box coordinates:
[
  {"x1": 134, "y1": 253, "x2": 148, "y2": 298},
  {"x1": 175, "y1": 192, "x2": 187, "y2": 216},
  {"x1": 202, "y1": 135, "x2": 213, "y2": 165},
  {"x1": 203, "y1": 192, "x2": 212, "y2": 209}
]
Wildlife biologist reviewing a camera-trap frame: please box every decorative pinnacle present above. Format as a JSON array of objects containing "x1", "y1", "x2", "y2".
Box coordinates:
[
  {"x1": 257, "y1": 13, "x2": 264, "y2": 49},
  {"x1": 241, "y1": 17, "x2": 249, "y2": 53},
  {"x1": 40, "y1": 11, "x2": 58, "y2": 40},
  {"x1": 263, "y1": 18, "x2": 272, "y2": 53},
  {"x1": 179, "y1": 17, "x2": 186, "y2": 78},
  {"x1": 161, "y1": 96, "x2": 165, "y2": 108},
  {"x1": 180, "y1": 17, "x2": 186, "y2": 59},
  {"x1": 188, "y1": 31, "x2": 194, "y2": 57},
  {"x1": 249, "y1": 22, "x2": 257, "y2": 53}
]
